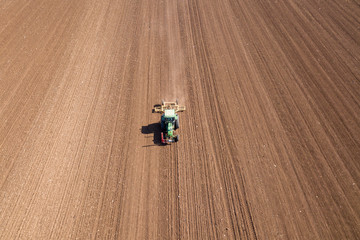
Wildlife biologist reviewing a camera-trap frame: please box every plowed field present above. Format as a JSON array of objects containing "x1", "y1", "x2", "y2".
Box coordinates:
[{"x1": 1, "y1": 0, "x2": 359, "y2": 239}]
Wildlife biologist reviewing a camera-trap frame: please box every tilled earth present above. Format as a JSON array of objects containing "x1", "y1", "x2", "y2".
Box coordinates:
[{"x1": 0, "y1": 0, "x2": 359, "y2": 239}]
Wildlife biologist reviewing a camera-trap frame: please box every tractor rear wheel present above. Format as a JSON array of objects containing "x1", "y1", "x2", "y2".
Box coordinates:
[{"x1": 175, "y1": 119, "x2": 179, "y2": 130}]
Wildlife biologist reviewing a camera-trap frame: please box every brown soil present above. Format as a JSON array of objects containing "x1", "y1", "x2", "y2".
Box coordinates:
[{"x1": 1, "y1": 0, "x2": 359, "y2": 239}]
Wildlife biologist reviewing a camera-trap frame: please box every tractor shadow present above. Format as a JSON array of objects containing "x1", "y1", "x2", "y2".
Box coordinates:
[{"x1": 141, "y1": 122, "x2": 164, "y2": 147}]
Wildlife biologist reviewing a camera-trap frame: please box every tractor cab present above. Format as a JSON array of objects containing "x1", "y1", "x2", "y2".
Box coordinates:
[
  {"x1": 161, "y1": 109, "x2": 178, "y2": 130},
  {"x1": 162, "y1": 109, "x2": 176, "y2": 124}
]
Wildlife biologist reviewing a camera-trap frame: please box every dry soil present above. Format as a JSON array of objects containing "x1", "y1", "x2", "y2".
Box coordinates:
[{"x1": 0, "y1": 0, "x2": 359, "y2": 239}]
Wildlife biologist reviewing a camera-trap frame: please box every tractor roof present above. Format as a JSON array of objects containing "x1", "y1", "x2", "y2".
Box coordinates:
[{"x1": 164, "y1": 109, "x2": 176, "y2": 118}]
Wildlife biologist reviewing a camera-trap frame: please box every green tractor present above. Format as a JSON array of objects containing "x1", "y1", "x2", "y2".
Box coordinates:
[{"x1": 153, "y1": 100, "x2": 186, "y2": 144}]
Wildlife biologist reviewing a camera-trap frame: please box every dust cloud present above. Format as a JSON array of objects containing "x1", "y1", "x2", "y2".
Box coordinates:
[{"x1": 163, "y1": 0, "x2": 185, "y2": 105}]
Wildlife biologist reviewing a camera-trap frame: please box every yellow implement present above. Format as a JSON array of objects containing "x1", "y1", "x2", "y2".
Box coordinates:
[{"x1": 152, "y1": 100, "x2": 186, "y2": 113}]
